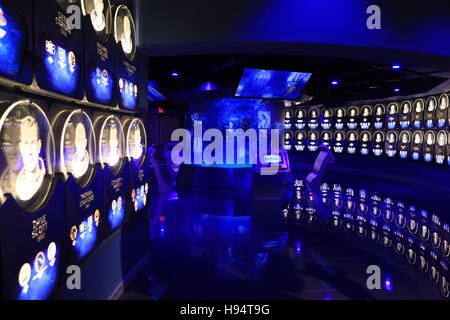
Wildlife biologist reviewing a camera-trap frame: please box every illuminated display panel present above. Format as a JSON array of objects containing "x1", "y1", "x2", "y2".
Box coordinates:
[
  {"x1": 124, "y1": 118, "x2": 147, "y2": 166},
  {"x1": 53, "y1": 109, "x2": 96, "y2": 186},
  {"x1": 0, "y1": 100, "x2": 55, "y2": 211},
  {"x1": 69, "y1": 209, "x2": 100, "y2": 260},
  {"x1": 114, "y1": 5, "x2": 139, "y2": 110},
  {"x1": 437, "y1": 94, "x2": 448, "y2": 128},
  {"x1": 87, "y1": 66, "x2": 115, "y2": 105},
  {"x1": 34, "y1": 0, "x2": 83, "y2": 99},
  {"x1": 425, "y1": 96, "x2": 438, "y2": 129},
  {"x1": 413, "y1": 99, "x2": 425, "y2": 129},
  {"x1": 235, "y1": 69, "x2": 312, "y2": 99},
  {"x1": 97, "y1": 115, "x2": 125, "y2": 175},
  {"x1": 82, "y1": 0, "x2": 117, "y2": 106}
]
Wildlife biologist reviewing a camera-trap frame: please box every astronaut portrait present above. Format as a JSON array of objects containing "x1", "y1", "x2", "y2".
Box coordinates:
[
  {"x1": 362, "y1": 107, "x2": 370, "y2": 117},
  {"x1": 440, "y1": 95, "x2": 448, "y2": 109},
  {"x1": 387, "y1": 132, "x2": 397, "y2": 144},
  {"x1": 428, "y1": 98, "x2": 436, "y2": 112},
  {"x1": 400, "y1": 132, "x2": 411, "y2": 144},
  {"x1": 349, "y1": 132, "x2": 357, "y2": 141},
  {"x1": 437, "y1": 132, "x2": 446, "y2": 147},
  {"x1": 284, "y1": 132, "x2": 292, "y2": 140},
  {"x1": 107, "y1": 124, "x2": 121, "y2": 168},
  {"x1": 402, "y1": 103, "x2": 411, "y2": 114},
  {"x1": 413, "y1": 132, "x2": 423, "y2": 144},
  {"x1": 16, "y1": 116, "x2": 45, "y2": 201},
  {"x1": 336, "y1": 132, "x2": 344, "y2": 141},
  {"x1": 121, "y1": 15, "x2": 134, "y2": 55},
  {"x1": 129, "y1": 124, "x2": 143, "y2": 160},
  {"x1": 310, "y1": 110, "x2": 318, "y2": 118},
  {"x1": 388, "y1": 104, "x2": 398, "y2": 115},
  {"x1": 296, "y1": 110, "x2": 304, "y2": 118},
  {"x1": 375, "y1": 133, "x2": 383, "y2": 143},
  {"x1": 425, "y1": 132, "x2": 435, "y2": 146},
  {"x1": 415, "y1": 100, "x2": 424, "y2": 113},
  {"x1": 309, "y1": 132, "x2": 317, "y2": 141},
  {"x1": 362, "y1": 132, "x2": 370, "y2": 142},
  {"x1": 323, "y1": 109, "x2": 331, "y2": 118},
  {"x1": 285, "y1": 110, "x2": 292, "y2": 119},
  {"x1": 337, "y1": 109, "x2": 344, "y2": 118},
  {"x1": 375, "y1": 105, "x2": 384, "y2": 116},
  {"x1": 296, "y1": 132, "x2": 304, "y2": 140},
  {"x1": 71, "y1": 122, "x2": 90, "y2": 179},
  {"x1": 349, "y1": 108, "x2": 357, "y2": 117},
  {"x1": 90, "y1": 0, "x2": 106, "y2": 32},
  {"x1": 323, "y1": 132, "x2": 331, "y2": 141}
]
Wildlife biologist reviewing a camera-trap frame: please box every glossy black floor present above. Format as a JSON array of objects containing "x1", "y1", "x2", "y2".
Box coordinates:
[{"x1": 119, "y1": 187, "x2": 444, "y2": 300}]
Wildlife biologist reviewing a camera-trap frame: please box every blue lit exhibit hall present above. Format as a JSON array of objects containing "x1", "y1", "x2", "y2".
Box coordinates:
[{"x1": 0, "y1": 0, "x2": 450, "y2": 309}]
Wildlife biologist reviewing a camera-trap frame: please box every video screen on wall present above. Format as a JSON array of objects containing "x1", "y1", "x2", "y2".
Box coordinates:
[{"x1": 235, "y1": 69, "x2": 312, "y2": 99}]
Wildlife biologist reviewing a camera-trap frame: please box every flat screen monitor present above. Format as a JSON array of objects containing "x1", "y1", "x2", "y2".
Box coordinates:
[{"x1": 235, "y1": 69, "x2": 312, "y2": 99}]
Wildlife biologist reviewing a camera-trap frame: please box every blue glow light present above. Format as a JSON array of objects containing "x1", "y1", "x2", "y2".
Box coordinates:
[
  {"x1": 235, "y1": 68, "x2": 312, "y2": 99},
  {"x1": 392, "y1": 65, "x2": 401, "y2": 70},
  {"x1": 108, "y1": 197, "x2": 126, "y2": 231},
  {"x1": 0, "y1": 5, "x2": 26, "y2": 77},
  {"x1": 89, "y1": 67, "x2": 114, "y2": 104},
  {"x1": 119, "y1": 77, "x2": 138, "y2": 109},
  {"x1": 73, "y1": 215, "x2": 98, "y2": 260},
  {"x1": 200, "y1": 81, "x2": 217, "y2": 91},
  {"x1": 394, "y1": 88, "x2": 401, "y2": 93},
  {"x1": 171, "y1": 72, "x2": 179, "y2": 77},
  {"x1": 331, "y1": 80, "x2": 339, "y2": 86},
  {"x1": 42, "y1": 40, "x2": 80, "y2": 96},
  {"x1": 17, "y1": 245, "x2": 59, "y2": 300}
]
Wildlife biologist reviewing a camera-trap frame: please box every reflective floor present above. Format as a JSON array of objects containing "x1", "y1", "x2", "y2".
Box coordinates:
[{"x1": 120, "y1": 184, "x2": 446, "y2": 300}]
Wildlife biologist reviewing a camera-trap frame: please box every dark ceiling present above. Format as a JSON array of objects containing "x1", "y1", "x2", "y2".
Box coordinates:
[{"x1": 148, "y1": 54, "x2": 450, "y2": 109}]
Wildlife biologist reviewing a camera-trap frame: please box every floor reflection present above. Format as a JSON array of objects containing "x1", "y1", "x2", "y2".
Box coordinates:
[{"x1": 121, "y1": 186, "x2": 445, "y2": 300}]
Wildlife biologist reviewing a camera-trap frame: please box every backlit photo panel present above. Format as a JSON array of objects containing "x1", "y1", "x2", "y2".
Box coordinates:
[
  {"x1": 346, "y1": 106, "x2": 358, "y2": 130},
  {"x1": 335, "y1": 107, "x2": 346, "y2": 130},
  {"x1": 399, "y1": 101, "x2": 412, "y2": 129},
  {"x1": 412, "y1": 99, "x2": 425, "y2": 129},
  {"x1": 372, "y1": 131, "x2": 385, "y2": 157},
  {"x1": 295, "y1": 131, "x2": 306, "y2": 151},
  {"x1": 359, "y1": 105, "x2": 372, "y2": 130},
  {"x1": 373, "y1": 104, "x2": 385, "y2": 130},
  {"x1": 386, "y1": 102, "x2": 399, "y2": 130},
  {"x1": 423, "y1": 130, "x2": 436, "y2": 163},
  {"x1": 295, "y1": 109, "x2": 307, "y2": 129},
  {"x1": 399, "y1": 131, "x2": 411, "y2": 159},
  {"x1": 437, "y1": 94, "x2": 448, "y2": 129},
  {"x1": 34, "y1": 0, "x2": 84, "y2": 99},
  {"x1": 435, "y1": 131, "x2": 447, "y2": 165},
  {"x1": 360, "y1": 131, "x2": 372, "y2": 155},
  {"x1": 411, "y1": 130, "x2": 424, "y2": 161},
  {"x1": 82, "y1": 0, "x2": 118, "y2": 106},
  {"x1": 425, "y1": 96, "x2": 437, "y2": 129}
]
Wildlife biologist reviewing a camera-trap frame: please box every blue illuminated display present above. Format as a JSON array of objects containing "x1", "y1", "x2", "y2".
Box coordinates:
[
  {"x1": 0, "y1": 5, "x2": 26, "y2": 77},
  {"x1": 17, "y1": 243, "x2": 59, "y2": 300},
  {"x1": 119, "y1": 77, "x2": 138, "y2": 109},
  {"x1": 89, "y1": 67, "x2": 115, "y2": 104},
  {"x1": 108, "y1": 197, "x2": 126, "y2": 231},
  {"x1": 236, "y1": 69, "x2": 312, "y2": 99},
  {"x1": 42, "y1": 40, "x2": 80, "y2": 96},
  {"x1": 71, "y1": 213, "x2": 99, "y2": 260}
]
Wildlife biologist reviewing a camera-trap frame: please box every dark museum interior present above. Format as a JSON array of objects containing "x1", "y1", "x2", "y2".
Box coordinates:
[{"x1": 0, "y1": 0, "x2": 449, "y2": 302}]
